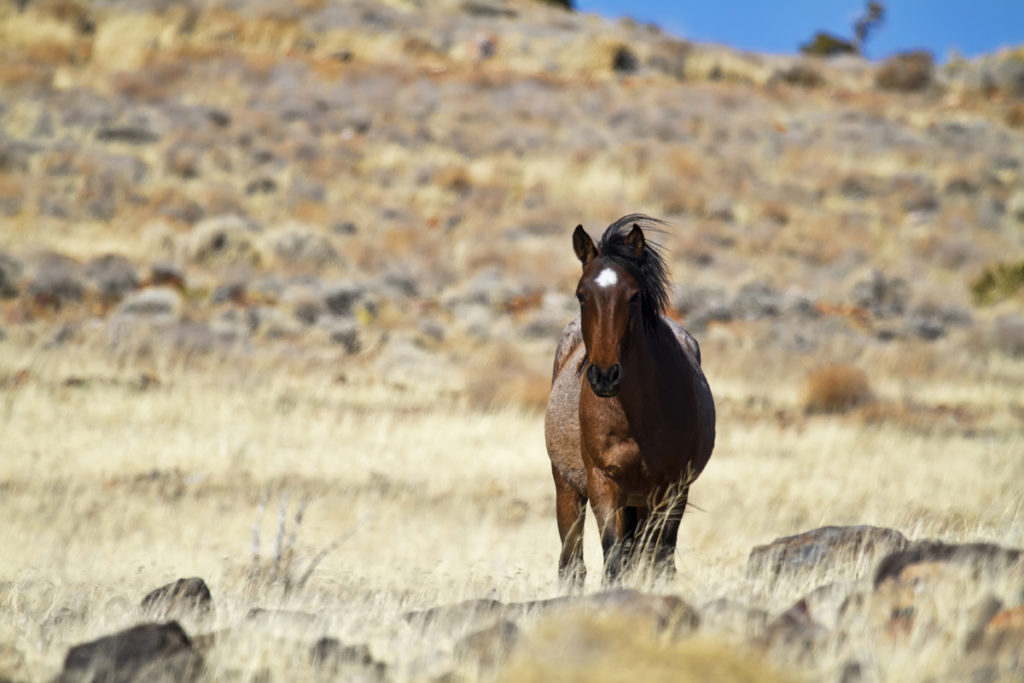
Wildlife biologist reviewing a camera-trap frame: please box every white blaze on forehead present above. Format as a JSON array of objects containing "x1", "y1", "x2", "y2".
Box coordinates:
[{"x1": 594, "y1": 267, "x2": 618, "y2": 288}]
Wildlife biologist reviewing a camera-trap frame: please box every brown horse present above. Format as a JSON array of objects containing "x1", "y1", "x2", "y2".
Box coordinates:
[{"x1": 544, "y1": 214, "x2": 715, "y2": 590}]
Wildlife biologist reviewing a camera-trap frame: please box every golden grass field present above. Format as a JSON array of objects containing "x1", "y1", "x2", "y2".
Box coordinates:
[
  {"x1": 2, "y1": 326, "x2": 1022, "y2": 680},
  {"x1": 1, "y1": 0, "x2": 1024, "y2": 680}
]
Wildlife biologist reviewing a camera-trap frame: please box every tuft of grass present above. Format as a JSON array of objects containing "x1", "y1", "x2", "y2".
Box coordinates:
[{"x1": 802, "y1": 364, "x2": 873, "y2": 414}]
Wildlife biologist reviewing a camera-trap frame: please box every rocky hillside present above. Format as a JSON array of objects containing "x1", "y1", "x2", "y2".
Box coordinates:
[{"x1": 1, "y1": 0, "x2": 1023, "y2": 396}]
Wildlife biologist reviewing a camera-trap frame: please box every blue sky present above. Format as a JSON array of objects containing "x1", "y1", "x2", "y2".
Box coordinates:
[{"x1": 574, "y1": 1, "x2": 1024, "y2": 61}]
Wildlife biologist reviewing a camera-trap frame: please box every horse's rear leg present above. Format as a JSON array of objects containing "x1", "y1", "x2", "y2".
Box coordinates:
[{"x1": 552, "y1": 465, "x2": 586, "y2": 592}]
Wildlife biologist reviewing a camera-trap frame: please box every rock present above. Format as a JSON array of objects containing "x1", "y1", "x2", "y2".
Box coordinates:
[
  {"x1": 454, "y1": 620, "x2": 520, "y2": 669},
  {"x1": 904, "y1": 303, "x2": 972, "y2": 341},
  {"x1": 26, "y1": 252, "x2": 84, "y2": 307},
  {"x1": 186, "y1": 215, "x2": 264, "y2": 268},
  {"x1": 309, "y1": 637, "x2": 387, "y2": 680},
  {"x1": 404, "y1": 598, "x2": 505, "y2": 629},
  {"x1": 732, "y1": 282, "x2": 783, "y2": 320},
  {"x1": 140, "y1": 578, "x2": 213, "y2": 621},
  {"x1": 575, "y1": 590, "x2": 700, "y2": 638},
  {"x1": 747, "y1": 525, "x2": 908, "y2": 593},
  {"x1": 758, "y1": 599, "x2": 827, "y2": 664},
  {"x1": 264, "y1": 222, "x2": 340, "y2": 270},
  {"x1": 149, "y1": 264, "x2": 186, "y2": 290},
  {"x1": 116, "y1": 288, "x2": 182, "y2": 319},
  {"x1": 322, "y1": 318, "x2": 361, "y2": 354},
  {"x1": 95, "y1": 126, "x2": 160, "y2": 145},
  {"x1": 57, "y1": 621, "x2": 202, "y2": 683},
  {"x1": 848, "y1": 269, "x2": 908, "y2": 318},
  {"x1": 874, "y1": 50, "x2": 934, "y2": 92},
  {"x1": 0, "y1": 252, "x2": 23, "y2": 298},
  {"x1": 281, "y1": 283, "x2": 325, "y2": 325},
  {"x1": 873, "y1": 540, "x2": 1024, "y2": 589},
  {"x1": 323, "y1": 282, "x2": 367, "y2": 317},
  {"x1": 84, "y1": 254, "x2": 139, "y2": 301},
  {"x1": 699, "y1": 598, "x2": 769, "y2": 639}
]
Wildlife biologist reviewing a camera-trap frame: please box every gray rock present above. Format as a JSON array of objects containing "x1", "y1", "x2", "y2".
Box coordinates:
[
  {"x1": 26, "y1": 252, "x2": 84, "y2": 306},
  {"x1": 117, "y1": 288, "x2": 182, "y2": 319},
  {"x1": 265, "y1": 222, "x2": 340, "y2": 269},
  {"x1": 0, "y1": 252, "x2": 23, "y2": 298},
  {"x1": 323, "y1": 282, "x2": 367, "y2": 317},
  {"x1": 849, "y1": 269, "x2": 908, "y2": 318},
  {"x1": 140, "y1": 578, "x2": 213, "y2": 621},
  {"x1": 454, "y1": 620, "x2": 520, "y2": 669},
  {"x1": 748, "y1": 525, "x2": 909, "y2": 593},
  {"x1": 84, "y1": 254, "x2": 139, "y2": 300},
  {"x1": 186, "y1": 215, "x2": 264, "y2": 267},
  {"x1": 309, "y1": 637, "x2": 387, "y2": 680},
  {"x1": 57, "y1": 621, "x2": 202, "y2": 683}
]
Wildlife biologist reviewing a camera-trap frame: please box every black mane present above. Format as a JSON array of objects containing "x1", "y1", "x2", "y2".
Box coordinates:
[{"x1": 597, "y1": 214, "x2": 671, "y2": 330}]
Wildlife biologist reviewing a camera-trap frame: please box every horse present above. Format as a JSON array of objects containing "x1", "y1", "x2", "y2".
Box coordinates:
[{"x1": 544, "y1": 214, "x2": 716, "y2": 590}]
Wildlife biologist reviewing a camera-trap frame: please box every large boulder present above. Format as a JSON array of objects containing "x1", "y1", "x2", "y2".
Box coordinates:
[
  {"x1": 747, "y1": 525, "x2": 909, "y2": 594},
  {"x1": 140, "y1": 578, "x2": 213, "y2": 621},
  {"x1": 57, "y1": 621, "x2": 202, "y2": 683}
]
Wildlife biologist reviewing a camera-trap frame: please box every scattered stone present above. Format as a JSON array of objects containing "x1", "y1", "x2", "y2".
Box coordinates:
[
  {"x1": 323, "y1": 282, "x2": 367, "y2": 317},
  {"x1": 748, "y1": 525, "x2": 908, "y2": 593},
  {"x1": 732, "y1": 282, "x2": 783, "y2": 320},
  {"x1": 699, "y1": 598, "x2": 769, "y2": 639},
  {"x1": 57, "y1": 621, "x2": 202, "y2": 683},
  {"x1": 759, "y1": 599, "x2": 827, "y2": 664},
  {"x1": 848, "y1": 269, "x2": 908, "y2": 318},
  {"x1": 0, "y1": 252, "x2": 23, "y2": 298},
  {"x1": 873, "y1": 540, "x2": 1024, "y2": 589},
  {"x1": 116, "y1": 288, "x2": 182, "y2": 319},
  {"x1": 26, "y1": 252, "x2": 84, "y2": 307},
  {"x1": 140, "y1": 578, "x2": 213, "y2": 621},
  {"x1": 264, "y1": 222, "x2": 340, "y2": 270},
  {"x1": 186, "y1": 215, "x2": 264, "y2": 268},
  {"x1": 310, "y1": 637, "x2": 387, "y2": 680},
  {"x1": 149, "y1": 263, "x2": 186, "y2": 290},
  {"x1": 95, "y1": 126, "x2": 160, "y2": 145},
  {"x1": 84, "y1": 254, "x2": 139, "y2": 301},
  {"x1": 454, "y1": 619, "x2": 520, "y2": 668}
]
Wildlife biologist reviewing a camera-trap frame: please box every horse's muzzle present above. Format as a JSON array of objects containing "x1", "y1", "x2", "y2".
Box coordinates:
[{"x1": 587, "y1": 363, "x2": 622, "y2": 398}]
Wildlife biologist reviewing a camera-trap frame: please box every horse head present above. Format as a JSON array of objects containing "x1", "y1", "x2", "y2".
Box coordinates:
[{"x1": 572, "y1": 223, "x2": 647, "y2": 398}]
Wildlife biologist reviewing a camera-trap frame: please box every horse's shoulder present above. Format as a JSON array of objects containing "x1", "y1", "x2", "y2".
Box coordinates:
[
  {"x1": 552, "y1": 316, "x2": 584, "y2": 383},
  {"x1": 663, "y1": 316, "x2": 702, "y2": 366}
]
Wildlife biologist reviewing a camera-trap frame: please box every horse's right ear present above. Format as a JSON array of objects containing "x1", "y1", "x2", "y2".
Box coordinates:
[{"x1": 572, "y1": 225, "x2": 597, "y2": 266}]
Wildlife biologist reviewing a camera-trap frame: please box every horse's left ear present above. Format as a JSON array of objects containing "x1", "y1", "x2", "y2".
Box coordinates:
[{"x1": 627, "y1": 224, "x2": 645, "y2": 257}]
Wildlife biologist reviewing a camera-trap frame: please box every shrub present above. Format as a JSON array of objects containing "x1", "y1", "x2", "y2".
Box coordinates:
[
  {"x1": 802, "y1": 364, "x2": 873, "y2": 414},
  {"x1": 970, "y1": 261, "x2": 1024, "y2": 306}
]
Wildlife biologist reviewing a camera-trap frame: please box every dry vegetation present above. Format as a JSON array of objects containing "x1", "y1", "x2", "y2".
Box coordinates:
[{"x1": 1, "y1": 0, "x2": 1024, "y2": 681}]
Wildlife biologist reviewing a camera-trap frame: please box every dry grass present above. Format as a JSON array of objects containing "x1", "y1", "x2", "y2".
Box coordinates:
[
  {"x1": 1, "y1": 336, "x2": 1022, "y2": 680},
  {"x1": 801, "y1": 364, "x2": 874, "y2": 414}
]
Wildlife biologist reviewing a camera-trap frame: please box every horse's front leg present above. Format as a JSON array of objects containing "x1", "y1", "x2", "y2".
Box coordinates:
[
  {"x1": 552, "y1": 465, "x2": 587, "y2": 593},
  {"x1": 586, "y1": 468, "x2": 632, "y2": 585},
  {"x1": 648, "y1": 484, "x2": 688, "y2": 581}
]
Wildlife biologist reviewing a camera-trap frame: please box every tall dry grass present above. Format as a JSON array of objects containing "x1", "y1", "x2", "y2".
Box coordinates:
[{"x1": 1, "y1": 337, "x2": 1022, "y2": 680}]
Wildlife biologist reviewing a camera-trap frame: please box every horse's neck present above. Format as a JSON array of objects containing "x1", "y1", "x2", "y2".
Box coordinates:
[{"x1": 620, "y1": 318, "x2": 692, "y2": 419}]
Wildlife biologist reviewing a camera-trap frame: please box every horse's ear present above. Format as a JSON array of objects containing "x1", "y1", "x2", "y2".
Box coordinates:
[
  {"x1": 627, "y1": 223, "x2": 646, "y2": 257},
  {"x1": 572, "y1": 225, "x2": 597, "y2": 266}
]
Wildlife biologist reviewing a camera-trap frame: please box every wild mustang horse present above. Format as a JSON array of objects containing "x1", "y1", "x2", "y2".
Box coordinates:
[{"x1": 544, "y1": 214, "x2": 715, "y2": 590}]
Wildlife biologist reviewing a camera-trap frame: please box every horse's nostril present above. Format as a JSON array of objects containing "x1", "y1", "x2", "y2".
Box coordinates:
[{"x1": 608, "y1": 364, "x2": 621, "y2": 385}]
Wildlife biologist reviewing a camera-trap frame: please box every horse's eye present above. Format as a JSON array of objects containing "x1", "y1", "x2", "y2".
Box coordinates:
[
  {"x1": 629, "y1": 292, "x2": 640, "y2": 306},
  {"x1": 576, "y1": 292, "x2": 585, "y2": 305}
]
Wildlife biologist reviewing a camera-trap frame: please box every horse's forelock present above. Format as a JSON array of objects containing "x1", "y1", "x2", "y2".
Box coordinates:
[{"x1": 597, "y1": 214, "x2": 671, "y2": 329}]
